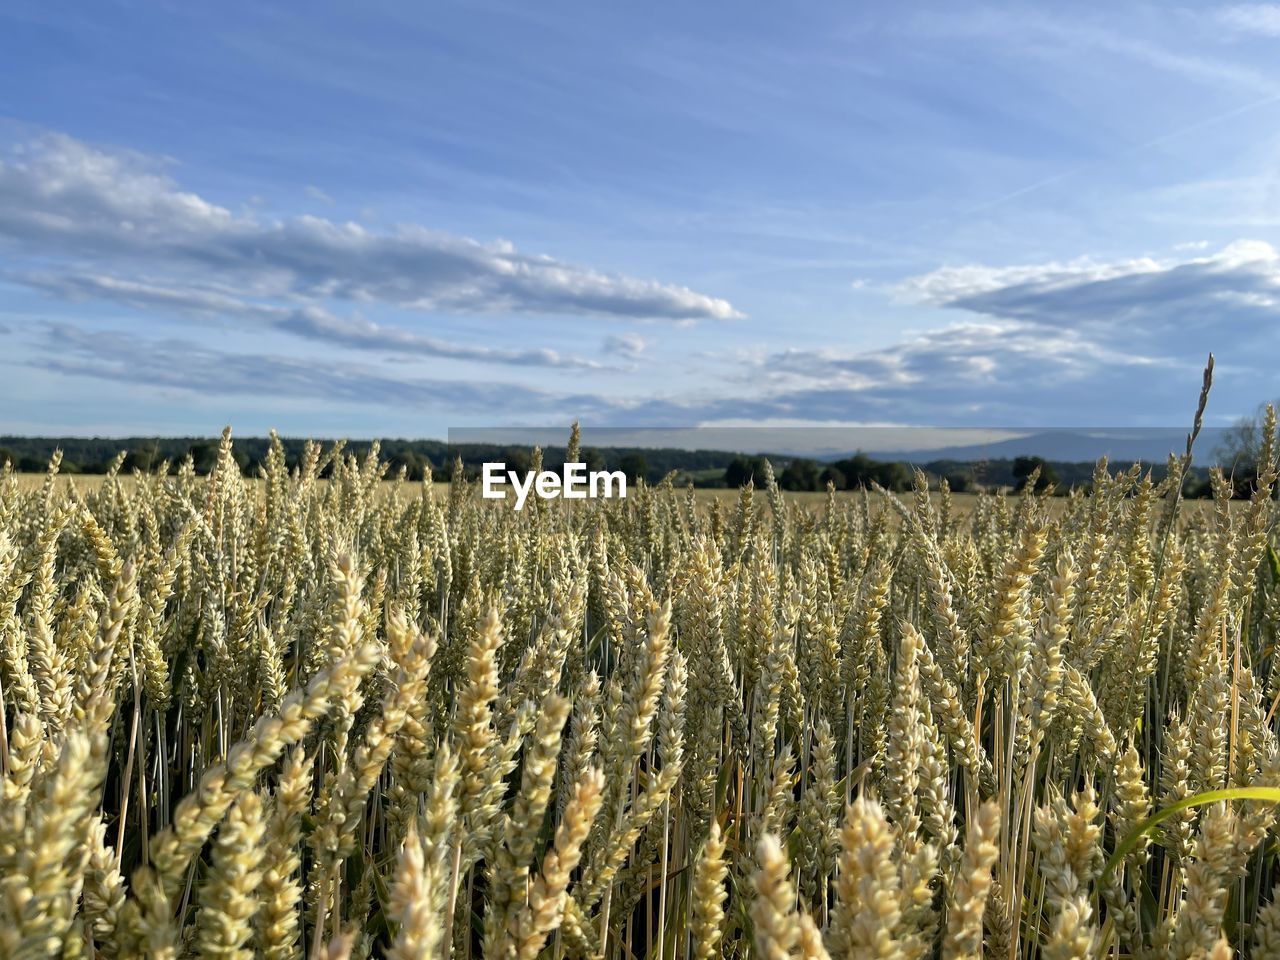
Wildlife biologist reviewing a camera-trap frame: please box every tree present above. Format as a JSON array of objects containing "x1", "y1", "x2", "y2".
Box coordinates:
[
  {"x1": 724, "y1": 455, "x2": 769, "y2": 488},
  {"x1": 832, "y1": 454, "x2": 868, "y2": 488},
  {"x1": 1182, "y1": 473, "x2": 1213, "y2": 499},
  {"x1": 502, "y1": 448, "x2": 533, "y2": 478},
  {"x1": 1216, "y1": 404, "x2": 1269, "y2": 471},
  {"x1": 871, "y1": 460, "x2": 911, "y2": 492},
  {"x1": 1012, "y1": 456, "x2": 1058, "y2": 493},
  {"x1": 829, "y1": 453, "x2": 910, "y2": 491},
  {"x1": 185, "y1": 441, "x2": 248, "y2": 475},
  {"x1": 724, "y1": 456, "x2": 751, "y2": 488},
  {"x1": 1215, "y1": 401, "x2": 1279, "y2": 497},
  {"x1": 619, "y1": 452, "x2": 649, "y2": 484},
  {"x1": 819, "y1": 464, "x2": 847, "y2": 490},
  {"x1": 123, "y1": 442, "x2": 161, "y2": 473},
  {"x1": 779, "y1": 458, "x2": 821, "y2": 491},
  {"x1": 387, "y1": 450, "x2": 432, "y2": 480}
]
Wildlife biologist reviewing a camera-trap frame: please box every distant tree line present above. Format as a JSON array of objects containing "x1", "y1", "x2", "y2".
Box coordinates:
[
  {"x1": 724, "y1": 453, "x2": 915, "y2": 492},
  {"x1": 726, "y1": 453, "x2": 1073, "y2": 494},
  {"x1": 1, "y1": 435, "x2": 1217, "y2": 495},
  {"x1": 0, "y1": 436, "x2": 447, "y2": 479},
  {"x1": 724, "y1": 451, "x2": 1216, "y2": 496},
  {"x1": 0, "y1": 435, "x2": 759, "y2": 486}
]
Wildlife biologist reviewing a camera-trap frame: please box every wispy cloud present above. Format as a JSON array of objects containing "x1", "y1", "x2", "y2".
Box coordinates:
[
  {"x1": 21, "y1": 307, "x2": 1204, "y2": 431},
  {"x1": 0, "y1": 133, "x2": 742, "y2": 323},
  {"x1": 602, "y1": 332, "x2": 648, "y2": 358},
  {"x1": 11, "y1": 271, "x2": 610, "y2": 369},
  {"x1": 590, "y1": 239, "x2": 1275, "y2": 428},
  {"x1": 33, "y1": 322, "x2": 560, "y2": 412},
  {"x1": 912, "y1": 8, "x2": 1280, "y2": 94},
  {"x1": 897, "y1": 240, "x2": 1280, "y2": 354},
  {"x1": 669, "y1": 321, "x2": 1163, "y2": 426},
  {"x1": 14, "y1": 226, "x2": 1269, "y2": 431},
  {"x1": 1218, "y1": 4, "x2": 1280, "y2": 36}
]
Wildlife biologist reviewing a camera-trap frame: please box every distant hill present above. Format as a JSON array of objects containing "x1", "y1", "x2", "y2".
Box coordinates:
[{"x1": 863, "y1": 429, "x2": 1223, "y2": 466}]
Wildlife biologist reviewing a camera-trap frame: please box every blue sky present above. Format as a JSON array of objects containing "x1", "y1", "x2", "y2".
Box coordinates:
[{"x1": 3, "y1": 1, "x2": 1280, "y2": 439}]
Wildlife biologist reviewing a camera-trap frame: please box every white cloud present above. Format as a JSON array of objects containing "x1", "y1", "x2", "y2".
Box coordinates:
[
  {"x1": 749, "y1": 319, "x2": 1155, "y2": 395},
  {"x1": 305, "y1": 185, "x2": 334, "y2": 204},
  {"x1": 1218, "y1": 4, "x2": 1280, "y2": 36},
  {"x1": 896, "y1": 241, "x2": 1280, "y2": 355},
  {"x1": 895, "y1": 254, "x2": 1167, "y2": 306},
  {"x1": 23, "y1": 308, "x2": 1205, "y2": 431},
  {"x1": 33, "y1": 322, "x2": 561, "y2": 412},
  {"x1": 10, "y1": 271, "x2": 610, "y2": 369},
  {"x1": 0, "y1": 133, "x2": 742, "y2": 323},
  {"x1": 762, "y1": 239, "x2": 1280, "y2": 425},
  {"x1": 602, "y1": 332, "x2": 648, "y2": 358},
  {"x1": 590, "y1": 239, "x2": 1280, "y2": 428}
]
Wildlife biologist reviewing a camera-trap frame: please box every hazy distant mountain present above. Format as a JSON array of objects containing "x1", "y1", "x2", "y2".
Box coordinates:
[{"x1": 863, "y1": 429, "x2": 1226, "y2": 466}]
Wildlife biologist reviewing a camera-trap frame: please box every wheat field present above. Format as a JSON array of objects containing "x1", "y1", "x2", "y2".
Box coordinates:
[{"x1": 2, "y1": 396, "x2": 1280, "y2": 958}]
